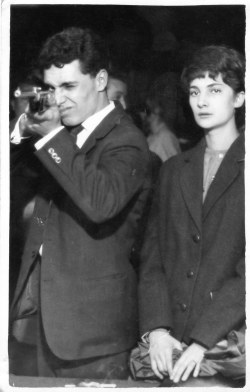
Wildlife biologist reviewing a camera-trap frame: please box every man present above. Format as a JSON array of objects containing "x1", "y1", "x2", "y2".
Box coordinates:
[
  {"x1": 138, "y1": 45, "x2": 245, "y2": 384},
  {"x1": 10, "y1": 27, "x2": 151, "y2": 379}
]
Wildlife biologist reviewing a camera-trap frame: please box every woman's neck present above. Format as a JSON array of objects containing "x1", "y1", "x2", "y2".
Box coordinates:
[{"x1": 204, "y1": 123, "x2": 239, "y2": 151}]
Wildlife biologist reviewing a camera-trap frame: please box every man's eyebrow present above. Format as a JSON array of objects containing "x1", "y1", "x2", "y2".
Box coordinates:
[{"x1": 61, "y1": 81, "x2": 78, "y2": 86}]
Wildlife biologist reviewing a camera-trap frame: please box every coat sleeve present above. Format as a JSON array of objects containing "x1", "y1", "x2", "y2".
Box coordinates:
[
  {"x1": 34, "y1": 125, "x2": 150, "y2": 223},
  {"x1": 138, "y1": 172, "x2": 174, "y2": 336}
]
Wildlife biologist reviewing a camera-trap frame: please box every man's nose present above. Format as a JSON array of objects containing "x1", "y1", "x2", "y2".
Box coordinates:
[{"x1": 54, "y1": 89, "x2": 65, "y2": 106}]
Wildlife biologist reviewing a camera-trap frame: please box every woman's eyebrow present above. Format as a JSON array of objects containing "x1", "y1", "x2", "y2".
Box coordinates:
[
  {"x1": 207, "y1": 82, "x2": 223, "y2": 87},
  {"x1": 189, "y1": 82, "x2": 223, "y2": 89}
]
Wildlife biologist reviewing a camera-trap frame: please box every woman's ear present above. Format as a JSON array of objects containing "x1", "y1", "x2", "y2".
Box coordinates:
[
  {"x1": 234, "y1": 91, "x2": 245, "y2": 108},
  {"x1": 96, "y1": 69, "x2": 108, "y2": 92}
]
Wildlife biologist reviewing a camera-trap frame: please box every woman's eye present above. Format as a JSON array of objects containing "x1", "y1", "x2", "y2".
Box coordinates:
[
  {"x1": 189, "y1": 90, "x2": 199, "y2": 97},
  {"x1": 211, "y1": 88, "x2": 221, "y2": 94}
]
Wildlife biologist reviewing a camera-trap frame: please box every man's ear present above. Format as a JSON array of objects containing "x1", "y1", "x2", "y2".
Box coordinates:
[
  {"x1": 234, "y1": 91, "x2": 245, "y2": 108},
  {"x1": 96, "y1": 69, "x2": 108, "y2": 92}
]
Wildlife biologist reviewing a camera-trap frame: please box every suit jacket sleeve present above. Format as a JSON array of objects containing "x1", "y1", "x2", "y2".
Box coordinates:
[
  {"x1": 34, "y1": 123, "x2": 150, "y2": 223},
  {"x1": 138, "y1": 172, "x2": 174, "y2": 336}
]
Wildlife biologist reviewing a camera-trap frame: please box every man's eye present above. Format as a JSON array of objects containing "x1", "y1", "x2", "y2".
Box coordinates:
[{"x1": 65, "y1": 85, "x2": 75, "y2": 90}]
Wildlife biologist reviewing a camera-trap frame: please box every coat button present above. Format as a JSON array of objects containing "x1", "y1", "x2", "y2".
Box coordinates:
[
  {"x1": 131, "y1": 246, "x2": 136, "y2": 254},
  {"x1": 187, "y1": 270, "x2": 194, "y2": 278},
  {"x1": 192, "y1": 234, "x2": 201, "y2": 243},
  {"x1": 34, "y1": 216, "x2": 45, "y2": 226},
  {"x1": 180, "y1": 303, "x2": 187, "y2": 312},
  {"x1": 228, "y1": 331, "x2": 237, "y2": 340}
]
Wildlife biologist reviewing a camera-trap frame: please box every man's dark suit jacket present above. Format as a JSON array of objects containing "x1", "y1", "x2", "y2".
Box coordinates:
[
  {"x1": 11, "y1": 104, "x2": 151, "y2": 360},
  {"x1": 139, "y1": 134, "x2": 245, "y2": 349}
]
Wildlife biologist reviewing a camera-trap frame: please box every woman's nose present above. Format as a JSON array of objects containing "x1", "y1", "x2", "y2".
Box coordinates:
[{"x1": 197, "y1": 92, "x2": 208, "y2": 107}]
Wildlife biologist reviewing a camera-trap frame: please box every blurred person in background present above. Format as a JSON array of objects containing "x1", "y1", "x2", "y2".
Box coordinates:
[
  {"x1": 9, "y1": 77, "x2": 42, "y2": 304},
  {"x1": 107, "y1": 70, "x2": 128, "y2": 110},
  {"x1": 144, "y1": 72, "x2": 182, "y2": 162}
]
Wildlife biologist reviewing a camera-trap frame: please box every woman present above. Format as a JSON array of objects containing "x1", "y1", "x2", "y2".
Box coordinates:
[{"x1": 138, "y1": 45, "x2": 245, "y2": 384}]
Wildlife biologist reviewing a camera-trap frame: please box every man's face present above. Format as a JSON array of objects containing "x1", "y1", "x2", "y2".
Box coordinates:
[
  {"x1": 44, "y1": 60, "x2": 103, "y2": 126},
  {"x1": 188, "y1": 72, "x2": 243, "y2": 132}
]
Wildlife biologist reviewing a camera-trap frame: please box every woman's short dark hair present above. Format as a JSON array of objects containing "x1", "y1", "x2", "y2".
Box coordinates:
[
  {"x1": 37, "y1": 27, "x2": 109, "y2": 77},
  {"x1": 181, "y1": 45, "x2": 245, "y2": 130},
  {"x1": 181, "y1": 45, "x2": 245, "y2": 94}
]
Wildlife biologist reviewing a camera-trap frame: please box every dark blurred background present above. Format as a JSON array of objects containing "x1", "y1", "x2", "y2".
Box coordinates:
[
  {"x1": 10, "y1": 4, "x2": 245, "y2": 144},
  {"x1": 10, "y1": 5, "x2": 245, "y2": 85}
]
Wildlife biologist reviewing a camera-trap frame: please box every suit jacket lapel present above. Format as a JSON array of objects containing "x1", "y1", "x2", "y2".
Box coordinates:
[
  {"x1": 180, "y1": 139, "x2": 205, "y2": 232},
  {"x1": 203, "y1": 134, "x2": 245, "y2": 221},
  {"x1": 81, "y1": 103, "x2": 126, "y2": 154}
]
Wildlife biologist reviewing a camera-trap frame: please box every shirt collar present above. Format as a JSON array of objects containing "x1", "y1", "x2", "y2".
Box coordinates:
[{"x1": 81, "y1": 101, "x2": 115, "y2": 133}]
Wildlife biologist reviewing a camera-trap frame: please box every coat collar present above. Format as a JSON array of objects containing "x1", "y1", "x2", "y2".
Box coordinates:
[
  {"x1": 80, "y1": 103, "x2": 126, "y2": 154},
  {"x1": 180, "y1": 138, "x2": 206, "y2": 231},
  {"x1": 202, "y1": 133, "x2": 245, "y2": 220},
  {"x1": 179, "y1": 134, "x2": 244, "y2": 230}
]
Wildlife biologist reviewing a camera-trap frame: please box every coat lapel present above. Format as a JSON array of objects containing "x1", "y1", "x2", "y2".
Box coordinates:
[
  {"x1": 202, "y1": 134, "x2": 245, "y2": 221},
  {"x1": 81, "y1": 103, "x2": 126, "y2": 154},
  {"x1": 180, "y1": 139, "x2": 205, "y2": 231}
]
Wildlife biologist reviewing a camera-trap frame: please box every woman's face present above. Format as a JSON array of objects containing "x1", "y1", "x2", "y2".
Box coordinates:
[{"x1": 188, "y1": 72, "x2": 244, "y2": 132}]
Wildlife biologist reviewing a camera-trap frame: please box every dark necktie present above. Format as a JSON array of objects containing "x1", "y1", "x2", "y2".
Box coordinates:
[{"x1": 70, "y1": 124, "x2": 84, "y2": 140}]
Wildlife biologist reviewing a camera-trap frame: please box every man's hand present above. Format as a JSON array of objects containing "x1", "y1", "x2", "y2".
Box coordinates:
[
  {"x1": 149, "y1": 329, "x2": 183, "y2": 380},
  {"x1": 20, "y1": 98, "x2": 61, "y2": 138},
  {"x1": 171, "y1": 342, "x2": 207, "y2": 383}
]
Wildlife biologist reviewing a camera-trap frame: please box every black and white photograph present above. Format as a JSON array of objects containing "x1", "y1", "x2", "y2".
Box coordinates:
[{"x1": 0, "y1": 0, "x2": 248, "y2": 390}]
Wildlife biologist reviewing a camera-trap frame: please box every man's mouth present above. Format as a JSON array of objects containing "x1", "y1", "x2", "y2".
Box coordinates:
[{"x1": 60, "y1": 107, "x2": 71, "y2": 115}]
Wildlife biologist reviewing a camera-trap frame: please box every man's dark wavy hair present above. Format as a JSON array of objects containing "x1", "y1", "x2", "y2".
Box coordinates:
[
  {"x1": 37, "y1": 27, "x2": 109, "y2": 77},
  {"x1": 181, "y1": 45, "x2": 245, "y2": 129}
]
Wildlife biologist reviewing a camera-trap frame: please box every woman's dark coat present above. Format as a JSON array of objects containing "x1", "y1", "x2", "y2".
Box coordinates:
[{"x1": 139, "y1": 134, "x2": 245, "y2": 349}]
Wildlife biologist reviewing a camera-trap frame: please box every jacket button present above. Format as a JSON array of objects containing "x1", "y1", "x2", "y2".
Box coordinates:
[
  {"x1": 187, "y1": 270, "x2": 194, "y2": 278},
  {"x1": 48, "y1": 147, "x2": 54, "y2": 154},
  {"x1": 180, "y1": 303, "x2": 187, "y2": 312},
  {"x1": 192, "y1": 234, "x2": 201, "y2": 243},
  {"x1": 228, "y1": 331, "x2": 237, "y2": 340},
  {"x1": 34, "y1": 217, "x2": 45, "y2": 226},
  {"x1": 131, "y1": 246, "x2": 136, "y2": 254}
]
